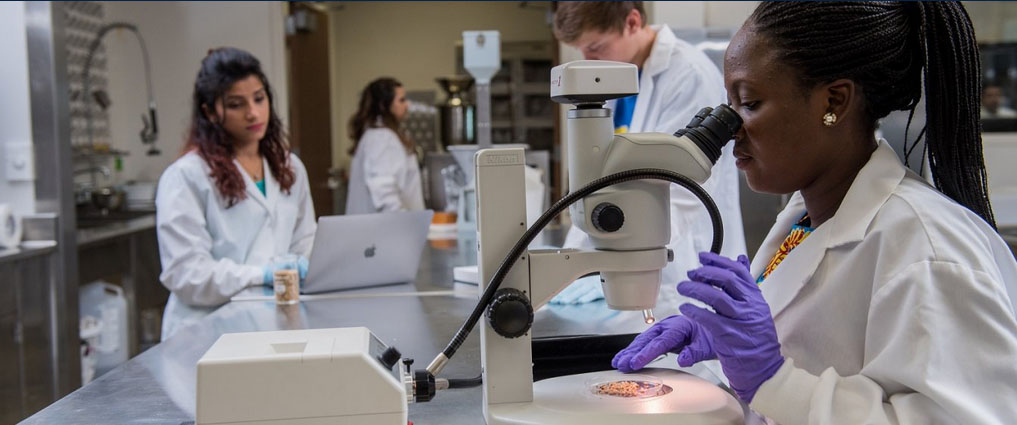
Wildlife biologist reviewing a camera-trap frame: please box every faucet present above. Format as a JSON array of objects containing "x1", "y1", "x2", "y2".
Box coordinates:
[{"x1": 83, "y1": 22, "x2": 159, "y2": 155}]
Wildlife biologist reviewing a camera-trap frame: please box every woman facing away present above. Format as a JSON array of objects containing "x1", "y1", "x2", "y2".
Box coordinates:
[{"x1": 345, "y1": 77, "x2": 425, "y2": 214}]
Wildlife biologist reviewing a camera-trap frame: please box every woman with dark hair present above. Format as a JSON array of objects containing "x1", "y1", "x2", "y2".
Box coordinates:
[
  {"x1": 613, "y1": 2, "x2": 1017, "y2": 423},
  {"x1": 345, "y1": 77, "x2": 424, "y2": 214},
  {"x1": 156, "y1": 47, "x2": 316, "y2": 338}
]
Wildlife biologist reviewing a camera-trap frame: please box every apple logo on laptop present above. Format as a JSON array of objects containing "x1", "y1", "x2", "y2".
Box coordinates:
[{"x1": 364, "y1": 245, "x2": 376, "y2": 258}]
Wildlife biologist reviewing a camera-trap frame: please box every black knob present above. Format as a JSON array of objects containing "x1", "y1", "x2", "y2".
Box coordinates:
[
  {"x1": 486, "y1": 288, "x2": 534, "y2": 338},
  {"x1": 413, "y1": 369, "x2": 436, "y2": 402},
  {"x1": 377, "y1": 346, "x2": 401, "y2": 370},
  {"x1": 591, "y1": 203, "x2": 624, "y2": 232}
]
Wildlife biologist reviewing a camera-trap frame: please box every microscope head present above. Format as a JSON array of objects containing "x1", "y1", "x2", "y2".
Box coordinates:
[{"x1": 550, "y1": 60, "x2": 638, "y2": 105}]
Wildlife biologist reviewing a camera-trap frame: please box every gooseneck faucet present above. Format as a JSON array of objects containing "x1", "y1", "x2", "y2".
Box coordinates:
[{"x1": 82, "y1": 22, "x2": 159, "y2": 157}]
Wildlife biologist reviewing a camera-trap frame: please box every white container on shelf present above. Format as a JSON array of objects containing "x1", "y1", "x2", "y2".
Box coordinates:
[
  {"x1": 80, "y1": 315, "x2": 103, "y2": 385},
  {"x1": 79, "y1": 281, "x2": 129, "y2": 376}
]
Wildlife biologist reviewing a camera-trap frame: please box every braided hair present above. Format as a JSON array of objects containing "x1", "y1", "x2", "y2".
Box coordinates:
[{"x1": 748, "y1": 1, "x2": 996, "y2": 228}]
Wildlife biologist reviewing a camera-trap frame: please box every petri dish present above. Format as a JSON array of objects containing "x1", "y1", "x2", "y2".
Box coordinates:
[{"x1": 588, "y1": 374, "x2": 673, "y2": 399}]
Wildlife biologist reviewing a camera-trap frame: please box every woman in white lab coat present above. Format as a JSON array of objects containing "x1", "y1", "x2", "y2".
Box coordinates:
[
  {"x1": 614, "y1": 3, "x2": 1017, "y2": 424},
  {"x1": 345, "y1": 77, "x2": 424, "y2": 214},
  {"x1": 156, "y1": 48, "x2": 316, "y2": 339}
]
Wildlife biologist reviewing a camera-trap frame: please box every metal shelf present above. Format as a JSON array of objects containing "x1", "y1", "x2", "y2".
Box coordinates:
[{"x1": 72, "y1": 145, "x2": 130, "y2": 158}]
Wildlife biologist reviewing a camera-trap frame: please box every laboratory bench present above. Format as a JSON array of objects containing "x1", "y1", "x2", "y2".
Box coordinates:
[{"x1": 22, "y1": 231, "x2": 755, "y2": 424}]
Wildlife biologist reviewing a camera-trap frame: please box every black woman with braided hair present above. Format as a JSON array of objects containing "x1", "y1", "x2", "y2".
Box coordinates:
[{"x1": 611, "y1": 2, "x2": 1017, "y2": 423}]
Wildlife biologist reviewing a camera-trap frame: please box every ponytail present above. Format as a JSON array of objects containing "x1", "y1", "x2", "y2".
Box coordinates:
[{"x1": 916, "y1": 2, "x2": 995, "y2": 228}]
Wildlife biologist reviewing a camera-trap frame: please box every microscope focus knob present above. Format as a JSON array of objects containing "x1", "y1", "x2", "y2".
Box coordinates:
[
  {"x1": 591, "y1": 203, "x2": 625, "y2": 232},
  {"x1": 486, "y1": 288, "x2": 534, "y2": 338}
]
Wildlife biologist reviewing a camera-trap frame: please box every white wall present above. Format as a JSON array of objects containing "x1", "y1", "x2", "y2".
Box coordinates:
[
  {"x1": 0, "y1": 1, "x2": 36, "y2": 216},
  {"x1": 703, "y1": 2, "x2": 758, "y2": 28},
  {"x1": 647, "y1": 1, "x2": 757, "y2": 29},
  {"x1": 328, "y1": 1, "x2": 553, "y2": 168},
  {"x1": 101, "y1": 1, "x2": 288, "y2": 184},
  {"x1": 646, "y1": 1, "x2": 705, "y2": 29},
  {"x1": 646, "y1": 1, "x2": 760, "y2": 28},
  {"x1": 965, "y1": 2, "x2": 1017, "y2": 43},
  {"x1": 983, "y1": 133, "x2": 1017, "y2": 227}
]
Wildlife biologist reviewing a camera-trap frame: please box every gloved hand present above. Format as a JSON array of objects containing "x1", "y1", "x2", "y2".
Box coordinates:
[
  {"x1": 677, "y1": 252, "x2": 784, "y2": 403},
  {"x1": 611, "y1": 314, "x2": 716, "y2": 373},
  {"x1": 262, "y1": 255, "x2": 309, "y2": 286},
  {"x1": 549, "y1": 275, "x2": 604, "y2": 304}
]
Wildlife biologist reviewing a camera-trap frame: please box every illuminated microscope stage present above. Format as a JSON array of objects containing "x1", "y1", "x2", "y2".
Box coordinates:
[{"x1": 488, "y1": 368, "x2": 744, "y2": 425}]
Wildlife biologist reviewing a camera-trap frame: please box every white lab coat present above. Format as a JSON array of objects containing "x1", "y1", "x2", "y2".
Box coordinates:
[
  {"x1": 156, "y1": 151, "x2": 316, "y2": 339},
  {"x1": 564, "y1": 25, "x2": 746, "y2": 311},
  {"x1": 345, "y1": 127, "x2": 425, "y2": 214},
  {"x1": 748, "y1": 140, "x2": 1017, "y2": 425}
]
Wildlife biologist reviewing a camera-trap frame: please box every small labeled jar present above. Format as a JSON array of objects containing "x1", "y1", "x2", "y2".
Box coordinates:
[{"x1": 272, "y1": 254, "x2": 300, "y2": 305}]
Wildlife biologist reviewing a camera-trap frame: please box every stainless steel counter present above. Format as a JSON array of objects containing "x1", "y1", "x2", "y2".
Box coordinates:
[
  {"x1": 0, "y1": 241, "x2": 57, "y2": 265},
  {"x1": 24, "y1": 229, "x2": 753, "y2": 424},
  {"x1": 76, "y1": 213, "x2": 155, "y2": 246}
]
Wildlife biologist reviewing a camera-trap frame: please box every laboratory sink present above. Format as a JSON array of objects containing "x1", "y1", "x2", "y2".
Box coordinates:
[{"x1": 76, "y1": 209, "x2": 155, "y2": 229}]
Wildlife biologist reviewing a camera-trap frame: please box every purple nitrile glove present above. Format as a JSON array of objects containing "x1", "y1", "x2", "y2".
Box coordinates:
[
  {"x1": 677, "y1": 252, "x2": 784, "y2": 403},
  {"x1": 611, "y1": 314, "x2": 716, "y2": 373}
]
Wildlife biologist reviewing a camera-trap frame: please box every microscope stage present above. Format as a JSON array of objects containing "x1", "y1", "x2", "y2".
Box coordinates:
[{"x1": 487, "y1": 368, "x2": 744, "y2": 425}]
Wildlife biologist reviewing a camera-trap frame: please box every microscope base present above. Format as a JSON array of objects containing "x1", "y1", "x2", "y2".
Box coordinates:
[{"x1": 485, "y1": 368, "x2": 744, "y2": 425}]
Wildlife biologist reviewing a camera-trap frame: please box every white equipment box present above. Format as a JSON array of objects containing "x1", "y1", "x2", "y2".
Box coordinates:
[{"x1": 196, "y1": 327, "x2": 407, "y2": 424}]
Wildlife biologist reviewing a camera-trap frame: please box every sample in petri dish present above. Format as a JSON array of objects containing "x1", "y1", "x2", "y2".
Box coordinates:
[{"x1": 589, "y1": 375, "x2": 672, "y2": 399}]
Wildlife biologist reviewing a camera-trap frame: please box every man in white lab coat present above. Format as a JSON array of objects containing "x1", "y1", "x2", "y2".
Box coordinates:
[{"x1": 551, "y1": 1, "x2": 745, "y2": 307}]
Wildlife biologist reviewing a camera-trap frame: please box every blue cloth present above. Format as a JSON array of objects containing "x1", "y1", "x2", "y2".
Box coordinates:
[
  {"x1": 549, "y1": 275, "x2": 604, "y2": 304},
  {"x1": 255, "y1": 179, "x2": 266, "y2": 196}
]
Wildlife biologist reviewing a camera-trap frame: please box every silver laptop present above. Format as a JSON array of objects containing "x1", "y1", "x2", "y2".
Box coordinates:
[{"x1": 303, "y1": 210, "x2": 434, "y2": 294}]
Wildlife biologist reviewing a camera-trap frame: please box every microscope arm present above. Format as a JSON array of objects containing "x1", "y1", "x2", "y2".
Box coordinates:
[
  {"x1": 601, "y1": 133, "x2": 715, "y2": 186},
  {"x1": 528, "y1": 247, "x2": 669, "y2": 310}
]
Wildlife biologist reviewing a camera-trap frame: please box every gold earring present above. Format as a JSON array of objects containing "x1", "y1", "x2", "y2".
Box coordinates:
[{"x1": 823, "y1": 112, "x2": 837, "y2": 127}]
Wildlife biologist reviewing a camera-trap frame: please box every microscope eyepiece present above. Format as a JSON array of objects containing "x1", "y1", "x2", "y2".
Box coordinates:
[
  {"x1": 700, "y1": 104, "x2": 742, "y2": 141},
  {"x1": 674, "y1": 104, "x2": 744, "y2": 164}
]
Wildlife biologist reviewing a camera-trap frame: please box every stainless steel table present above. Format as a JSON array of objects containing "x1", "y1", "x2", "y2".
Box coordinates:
[{"x1": 24, "y1": 231, "x2": 749, "y2": 424}]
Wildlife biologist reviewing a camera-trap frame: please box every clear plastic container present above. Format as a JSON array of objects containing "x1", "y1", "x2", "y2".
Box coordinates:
[
  {"x1": 79, "y1": 281, "x2": 128, "y2": 376},
  {"x1": 272, "y1": 254, "x2": 300, "y2": 305},
  {"x1": 79, "y1": 315, "x2": 103, "y2": 384}
]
